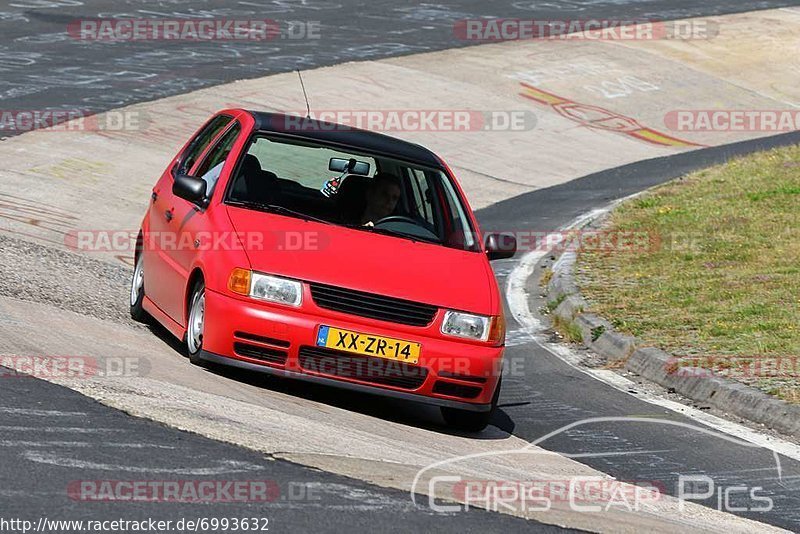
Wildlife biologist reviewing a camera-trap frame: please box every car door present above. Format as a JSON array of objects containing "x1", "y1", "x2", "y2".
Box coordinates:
[
  {"x1": 144, "y1": 114, "x2": 232, "y2": 323},
  {"x1": 167, "y1": 121, "x2": 244, "y2": 322}
]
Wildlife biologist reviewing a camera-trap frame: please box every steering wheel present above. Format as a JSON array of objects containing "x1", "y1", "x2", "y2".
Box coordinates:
[
  {"x1": 373, "y1": 215, "x2": 420, "y2": 226},
  {"x1": 373, "y1": 215, "x2": 438, "y2": 240}
]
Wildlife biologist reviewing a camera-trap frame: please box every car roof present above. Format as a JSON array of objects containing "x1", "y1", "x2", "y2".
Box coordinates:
[{"x1": 246, "y1": 110, "x2": 443, "y2": 168}]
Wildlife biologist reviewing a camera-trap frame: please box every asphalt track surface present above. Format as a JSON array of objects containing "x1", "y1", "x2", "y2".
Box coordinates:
[
  {"x1": 0, "y1": 373, "x2": 571, "y2": 533},
  {"x1": 4, "y1": 136, "x2": 800, "y2": 532},
  {"x1": 481, "y1": 130, "x2": 800, "y2": 531},
  {"x1": 3, "y1": 0, "x2": 800, "y2": 531},
  {"x1": 0, "y1": 0, "x2": 798, "y2": 123}
]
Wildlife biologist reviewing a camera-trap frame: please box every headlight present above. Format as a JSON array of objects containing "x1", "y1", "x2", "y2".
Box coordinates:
[
  {"x1": 251, "y1": 272, "x2": 303, "y2": 306},
  {"x1": 441, "y1": 310, "x2": 499, "y2": 342},
  {"x1": 228, "y1": 269, "x2": 303, "y2": 307}
]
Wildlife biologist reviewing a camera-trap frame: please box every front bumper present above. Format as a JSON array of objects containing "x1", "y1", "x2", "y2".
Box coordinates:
[{"x1": 202, "y1": 288, "x2": 503, "y2": 411}]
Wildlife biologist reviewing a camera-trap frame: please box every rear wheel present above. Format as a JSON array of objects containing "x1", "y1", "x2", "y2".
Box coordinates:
[
  {"x1": 441, "y1": 377, "x2": 501, "y2": 433},
  {"x1": 186, "y1": 280, "x2": 207, "y2": 366},
  {"x1": 129, "y1": 253, "x2": 150, "y2": 323}
]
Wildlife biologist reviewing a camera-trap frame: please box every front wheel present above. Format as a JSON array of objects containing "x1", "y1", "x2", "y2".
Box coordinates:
[
  {"x1": 186, "y1": 280, "x2": 207, "y2": 366},
  {"x1": 441, "y1": 377, "x2": 502, "y2": 433}
]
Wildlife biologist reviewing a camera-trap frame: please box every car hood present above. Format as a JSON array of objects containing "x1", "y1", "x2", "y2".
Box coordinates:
[{"x1": 226, "y1": 205, "x2": 496, "y2": 315}]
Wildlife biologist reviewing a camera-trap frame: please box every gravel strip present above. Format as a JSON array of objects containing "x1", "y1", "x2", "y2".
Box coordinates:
[{"x1": 0, "y1": 234, "x2": 136, "y2": 325}]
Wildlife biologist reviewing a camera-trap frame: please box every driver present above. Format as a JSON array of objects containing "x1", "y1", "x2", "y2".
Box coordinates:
[{"x1": 360, "y1": 172, "x2": 402, "y2": 226}]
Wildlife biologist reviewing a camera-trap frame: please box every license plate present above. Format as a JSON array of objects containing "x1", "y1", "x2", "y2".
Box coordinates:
[{"x1": 316, "y1": 325, "x2": 421, "y2": 364}]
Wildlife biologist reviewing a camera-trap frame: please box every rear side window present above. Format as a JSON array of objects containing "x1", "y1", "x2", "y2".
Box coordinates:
[{"x1": 175, "y1": 115, "x2": 232, "y2": 176}]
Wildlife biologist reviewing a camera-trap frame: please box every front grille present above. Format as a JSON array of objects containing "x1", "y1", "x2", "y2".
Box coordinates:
[
  {"x1": 433, "y1": 381, "x2": 482, "y2": 399},
  {"x1": 233, "y1": 342, "x2": 288, "y2": 365},
  {"x1": 298, "y1": 346, "x2": 428, "y2": 390},
  {"x1": 309, "y1": 282, "x2": 437, "y2": 327}
]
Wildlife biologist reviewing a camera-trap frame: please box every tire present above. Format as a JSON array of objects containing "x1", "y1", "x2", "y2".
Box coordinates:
[
  {"x1": 441, "y1": 377, "x2": 502, "y2": 433},
  {"x1": 186, "y1": 279, "x2": 207, "y2": 366},
  {"x1": 129, "y1": 253, "x2": 150, "y2": 323}
]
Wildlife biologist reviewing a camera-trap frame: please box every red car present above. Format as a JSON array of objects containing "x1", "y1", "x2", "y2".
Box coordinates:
[{"x1": 131, "y1": 109, "x2": 516, "y2": 431}]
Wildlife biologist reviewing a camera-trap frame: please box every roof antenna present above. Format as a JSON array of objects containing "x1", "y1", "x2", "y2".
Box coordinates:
[{"x1": 296, "y1": 69, "x2": 312, "y2": 119}]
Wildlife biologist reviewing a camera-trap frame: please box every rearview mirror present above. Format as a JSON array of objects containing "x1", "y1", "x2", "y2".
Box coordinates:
[
  {"x1": 173, "y1": 174, "x2": 207, "y2": 205},
  {"x1": 485, "y1": 233, "x2": 517, "y2": 261},
  {"x1": 329, "y1": 157, "x2": 370, "y2": 176}
]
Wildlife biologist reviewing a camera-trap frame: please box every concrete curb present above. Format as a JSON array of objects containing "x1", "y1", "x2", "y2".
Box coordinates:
[{"x1": 543, "y1": 214, "x2": 800, "y2": 438}]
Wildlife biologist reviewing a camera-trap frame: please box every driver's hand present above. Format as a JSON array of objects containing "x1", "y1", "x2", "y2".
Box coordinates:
[{"x1": 363, "y1": 221, "x2": 375, "y2": 227}]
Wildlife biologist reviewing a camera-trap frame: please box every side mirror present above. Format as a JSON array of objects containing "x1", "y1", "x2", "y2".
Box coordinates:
[
  {"x1": 173, "y1": 174, "x2": 207, "y2": 205},
  {"x1": 485, "y1": 232, "x2": 517, "y2": 261}
]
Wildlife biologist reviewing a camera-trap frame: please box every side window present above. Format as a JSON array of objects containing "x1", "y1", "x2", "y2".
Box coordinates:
[
  {"x1": 407, "y1": 168, "x2": 435, "y2": 226},
  {"x1": 175, "y1": 115, "x2": 232, "y2": 176},
  {"x1": 192, "y1": 122, "x2": 241, "y2": 198},
  {"x1": 439, "y1": 175, "x2": 476, "y2": 249}
]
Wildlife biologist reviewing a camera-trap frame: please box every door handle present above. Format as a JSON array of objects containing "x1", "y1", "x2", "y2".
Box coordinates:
[{"x1": 165, "y1": 209, "x2": 174, "y2": 222}]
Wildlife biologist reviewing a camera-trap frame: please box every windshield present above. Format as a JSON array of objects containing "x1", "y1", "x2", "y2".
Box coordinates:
[{"x1": 225, "y1": 135, "x2": 479, "y2": 251}]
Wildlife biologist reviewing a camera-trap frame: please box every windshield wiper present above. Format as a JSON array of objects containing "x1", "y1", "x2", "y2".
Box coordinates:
[
  {"x1": 346, "y1": 223, "x2": 440, "y2": 245},
  {"x1": 228, "y1": 200, "x2": 331, "y2": 225}
]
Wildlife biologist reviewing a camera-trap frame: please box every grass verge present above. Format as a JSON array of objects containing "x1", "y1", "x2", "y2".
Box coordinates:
[{"x1": 576, "y1": 145, "x2": 800, "y2": 403}]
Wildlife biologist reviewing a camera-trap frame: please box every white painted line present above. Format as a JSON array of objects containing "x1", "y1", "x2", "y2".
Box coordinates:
[
  {"x1": 0, "y1": 440, "x2": 175, "y2": 449},
  {"x1": 22, "y1": 451, "x2": 265, "y2": 475},
  {"x1": 0, "y1": 407, "x2": 86, "y2": 416},
  {"x1": 0, "y1": 426, "x2": 123, "y2": 433},
  {"x1": 505, "y1": 203, "x2": 800, "y2": 464}
]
